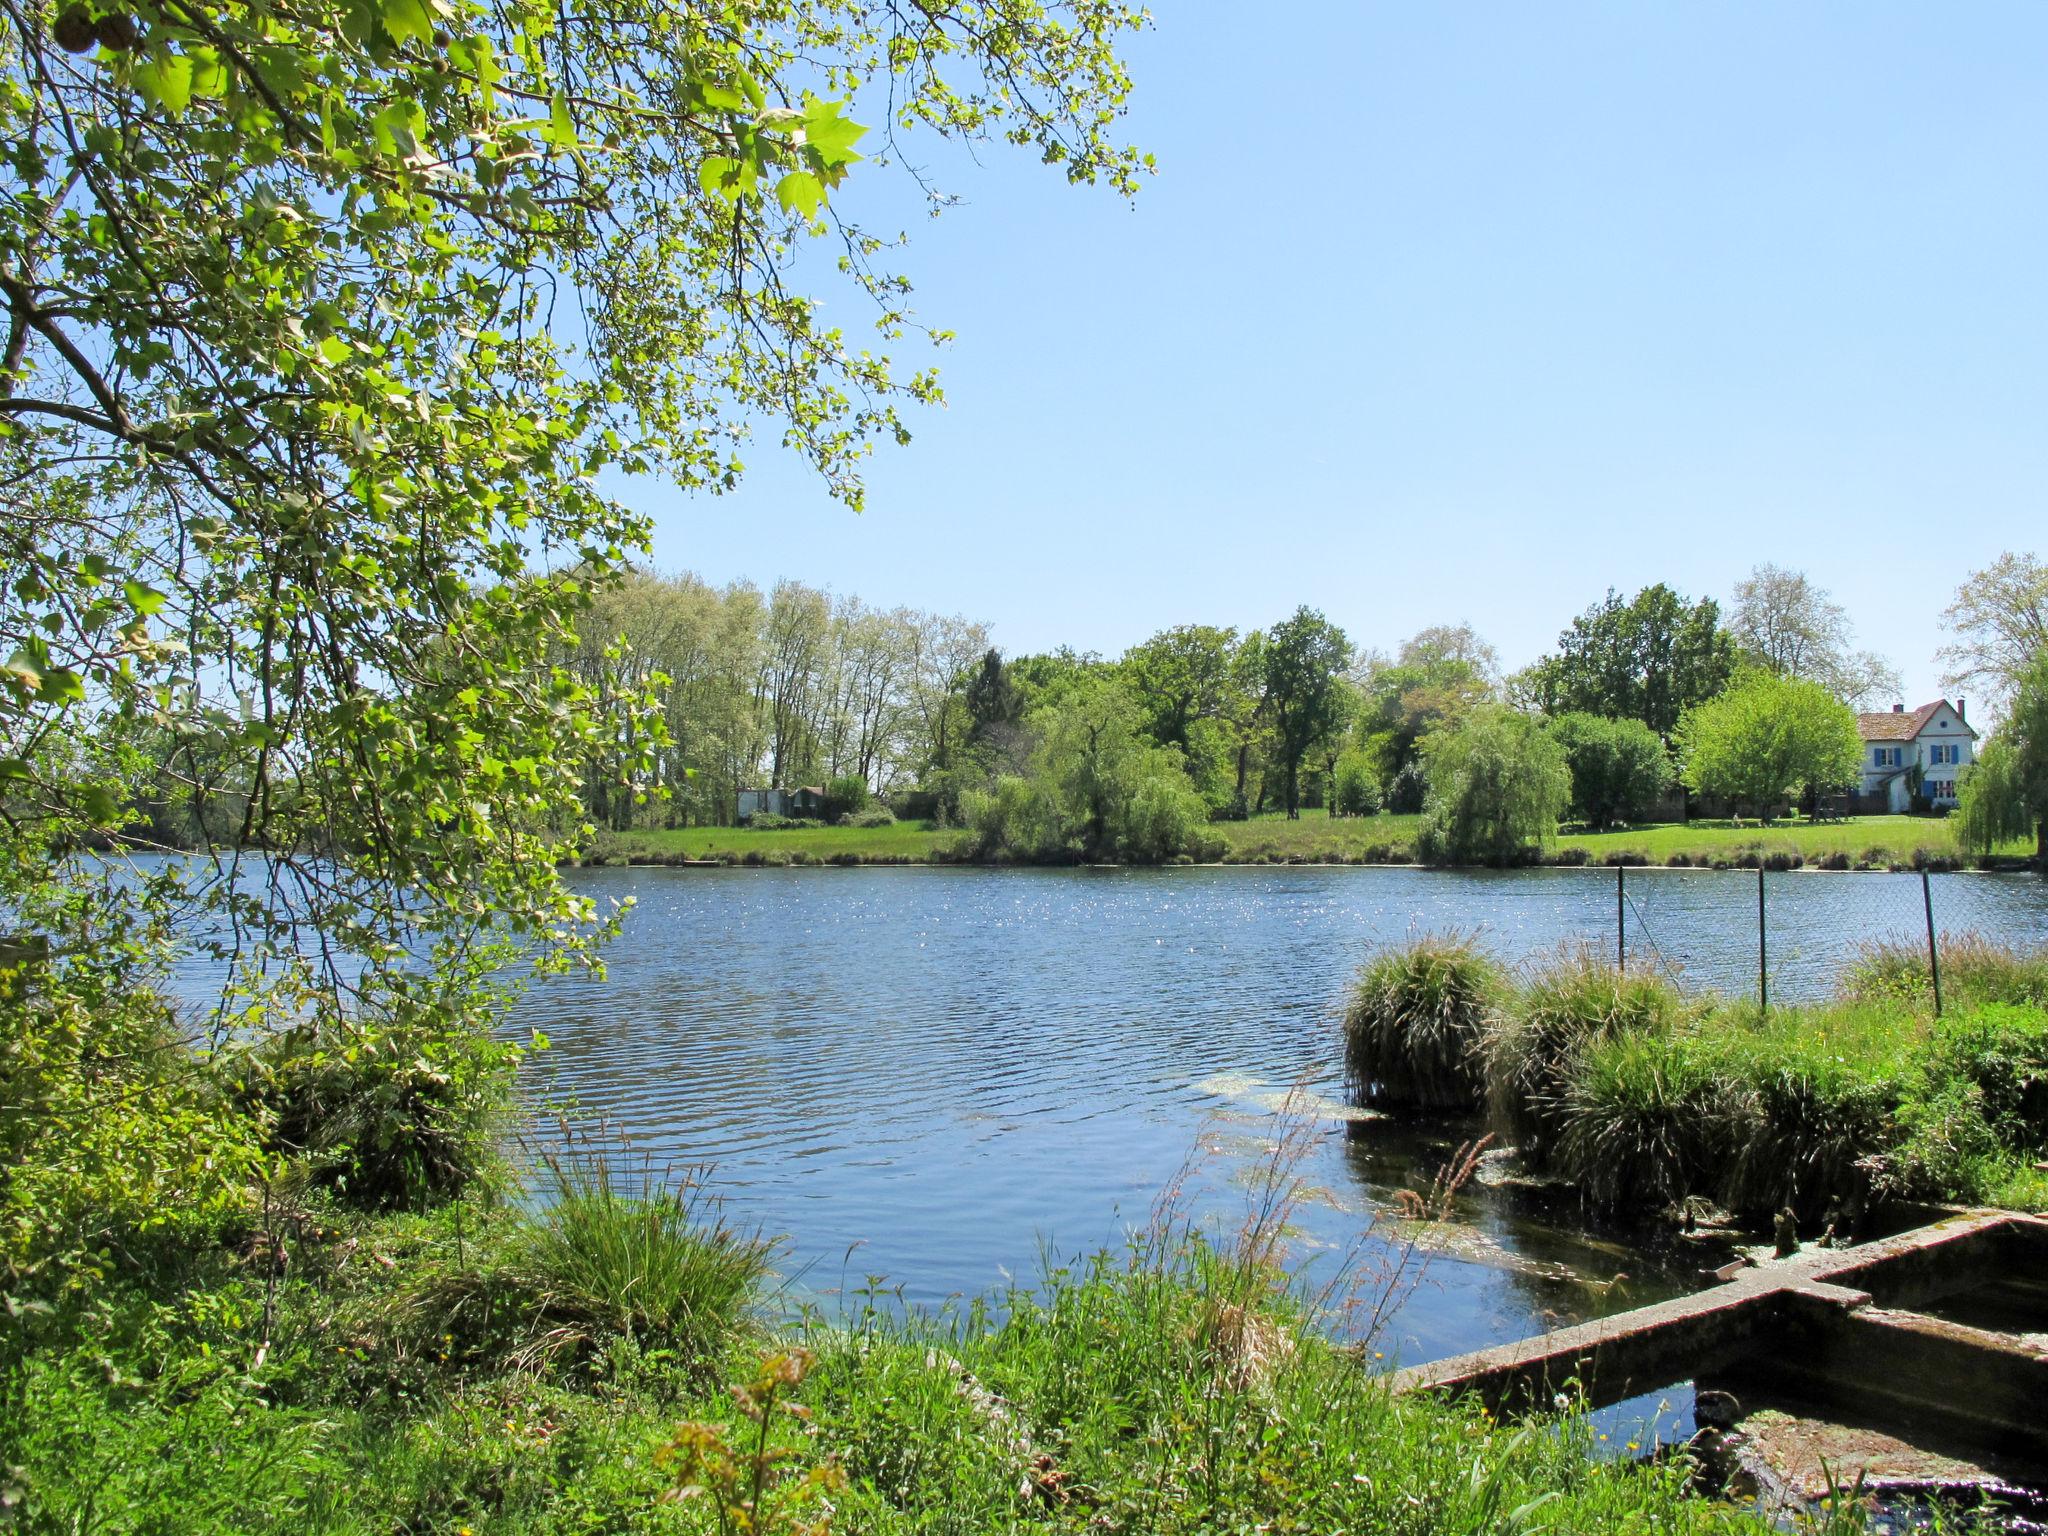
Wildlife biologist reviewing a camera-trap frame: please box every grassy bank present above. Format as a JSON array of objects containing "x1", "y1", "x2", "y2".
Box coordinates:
[
  {"x1": 1344, "y1": 936, "x2": 2048, "y2": 1225},
  {"x1": 2, "y1": 1156, "x2": 1806, "y2": 1535},
  {"x1": 587, "y1": 809, "x2": 2022, "y2": 871}
]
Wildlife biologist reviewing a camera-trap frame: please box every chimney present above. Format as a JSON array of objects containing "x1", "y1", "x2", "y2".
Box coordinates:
[
  {"x1": 1957, "y1": 697, "x2": 1967, "y2": 723},
  {"x1": 1892, "y1": 702, "x2": 1904, "y2": 713}
]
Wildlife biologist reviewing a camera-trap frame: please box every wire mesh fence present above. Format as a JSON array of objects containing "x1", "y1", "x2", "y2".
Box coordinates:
[{"x1": 1601, "y1": 865, "x2": 2035, "y2": 1008}]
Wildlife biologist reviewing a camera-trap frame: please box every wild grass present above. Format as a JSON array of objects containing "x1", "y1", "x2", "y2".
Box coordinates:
[
  {"x1": 395, "y1": 1149, "x2": 778, "y2": 1378},
  {"x1": 0, "y1": 1102, "x2": 1790, "y2": 1536},
  {"x1": 1842, "y1": 931, "x2": 2048, "y2": 1012},
  {"x1": 1352, "y1": 936, "x2": 2048, "y2": 1223},
  {"x1": 1483, "y1": 950, "x2": 1693, "y2": 1170},
  {"x1": 1342, "y1": 935, "x2": 1504, "y2": 1109}
]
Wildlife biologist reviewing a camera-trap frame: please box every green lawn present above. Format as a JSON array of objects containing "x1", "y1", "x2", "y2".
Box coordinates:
[
  {"x1": 588, "y1": 809, "x2": 2024, "y2": 868},
  {"x1": 591, "y1": 819, "x2": 952, "y2": 863}
]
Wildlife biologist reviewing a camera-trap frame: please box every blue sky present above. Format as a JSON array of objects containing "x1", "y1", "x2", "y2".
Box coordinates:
[{"x1": 632, "y1": 1, "x2": 2047, "y2": 707}]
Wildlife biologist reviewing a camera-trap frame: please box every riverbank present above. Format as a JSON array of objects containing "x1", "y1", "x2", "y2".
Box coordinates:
[
  {"x1": 4, "y1": 1150, "x2": 1791, "y2": 1534},
  {"x1": 586, "y1": 810, "x2": 2028, "y2": 870}
]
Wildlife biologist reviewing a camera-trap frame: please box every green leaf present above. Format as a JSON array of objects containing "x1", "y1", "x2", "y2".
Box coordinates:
[
  {"x1": 801, "y1": 99, "x2": 867, "y2": 167},
  {"x1": 546, "y1": 90, "x2": 575, "y2": 150},
  {"x1": 380, "y1": 0, "x2": 435, "y2": 46},
  {"x1": 318, "y1": 335, "x2": 353, "y2": 366},
  {"x1": 136, "y1": 54, "x2": 195, "y2": 114},
  {"x1": 774, "y1": 171, "x2": 822, "y2": 221},
  {"x1": 122, "y1": 580, "x2": 168, "y2": 618},
  {"x1": 697, "y1": 155, "x2": 743, "y2": 201}
]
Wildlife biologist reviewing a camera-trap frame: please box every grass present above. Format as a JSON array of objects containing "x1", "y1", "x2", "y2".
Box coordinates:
[
  {"x1": 1342, "y1": 935, "x2": 1505, "y2": 1109},
  {"x1": 1350, "y1": 934, "x2": 2048, "y2": 1224},
  {"x1": 588, "y1": 808, "x2": 2033, "y2": 870},
  {"x1": 0, "y1": 1131, "x2": 1801, "y2": 1536}
]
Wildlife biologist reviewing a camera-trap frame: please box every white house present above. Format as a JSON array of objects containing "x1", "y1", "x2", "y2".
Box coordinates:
[{"x1": 1854, "y1": 699, "x2": 1977, "y2": 812}]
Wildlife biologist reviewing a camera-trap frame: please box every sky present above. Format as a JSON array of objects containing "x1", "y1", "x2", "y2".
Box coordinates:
[{"x1": 624, "y1": 1, "x2": 2048, "y2": 708}]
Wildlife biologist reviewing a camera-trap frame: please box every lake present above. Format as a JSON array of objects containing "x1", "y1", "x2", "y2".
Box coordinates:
[{"x1": 507, "y1": 864, "x2": 2048, "y2": 1367}]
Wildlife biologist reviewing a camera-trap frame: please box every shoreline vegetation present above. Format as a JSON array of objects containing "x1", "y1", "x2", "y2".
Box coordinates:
[
  {"x1": 1343, "y1": 935, "x2": 2048, "y2": 1224},
  {"x1": 580, "y1": 809, "x2": 2038, "y2": 872}
]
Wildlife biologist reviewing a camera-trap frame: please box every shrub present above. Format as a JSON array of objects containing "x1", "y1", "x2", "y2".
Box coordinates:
[
  {"x1": 745, "y1": 814, "x2": 821, "y2": 831},
  {"x1": 1842, "y1": 934, "x2": 2048, "y2": 1013},
  {"x1": 1483, "y1": 953, "x2": 1688, "y2": 1170},
  {"x1": 1332, "y1": 751, "x2": 1381, "y2": 816},
  {"x1": 1546, "y1": 713, "x2": 1671, "y2": 829},
  {"x1": 1387, "y1": 761, "x2": 1428, "y2": 815},
  {"x1": 1116, "y1": 768, "x2": 1222, "y2": 863},
  {"x1": 840, "y1": 805, "x2": 897, "y2": 828},
  {"x1": 821, "y1": 775, "x2": 871, "y2": 822},
  {"x1": 1342, "y1": 938, "x2": 1504, "y2": 1110},
  {"x1": 1553, "y1": 1031, "x2": 1718, "y2": 1213},
  {"x1": 235, "y1": 1019, "x2": 514, "y2": 1212}
]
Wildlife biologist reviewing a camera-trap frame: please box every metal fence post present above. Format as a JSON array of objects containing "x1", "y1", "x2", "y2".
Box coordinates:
[
  {"x1": 1757, "y1": 867, "x2": 1768, "y2": 1012},
  {"x1": 1922, "y1": 869, "x2": 1943, "y2": 1019},
  {"x1": 1617, "y1": 864, "x2": 1626, "y2": 973}
]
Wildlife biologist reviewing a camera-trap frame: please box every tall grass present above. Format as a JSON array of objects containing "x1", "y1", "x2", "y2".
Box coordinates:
[
  {"x1": 400, "y1": 1150, "x2": 777, "y2": 1376},
  {"x1": 1350, "y1": 935, "x2": 2048, "y2": 1223},
  {"x1": 1483, "y1": 951, "x2": 1691, "y2": 1170},
  {"x1": 1842, "y1": 932, "x2": 2048, "y2": 1013},
  {"x1": 1342, "y1": 936, "x2": 1503, "y2": 1109}
]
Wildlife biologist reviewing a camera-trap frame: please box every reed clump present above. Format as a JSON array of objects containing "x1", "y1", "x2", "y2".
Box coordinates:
[
  {"x1": 1342, "y1": 936, "x2": 1504, "y2": 1110},
  {"x1": 1348, "y1": 936, "x2": 2048, "y2": 1223},
  {"x1": 1482, "y1": 951, "x2": 1691, "y2": 1172}
]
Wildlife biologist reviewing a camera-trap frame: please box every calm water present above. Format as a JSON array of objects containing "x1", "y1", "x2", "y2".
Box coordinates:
[{"x1": 504, "y1": 865, "x2": 2048, "y2": 1367}]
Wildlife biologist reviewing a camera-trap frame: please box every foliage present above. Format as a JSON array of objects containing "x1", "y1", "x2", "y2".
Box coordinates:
[
  {"x1": 1940, "y1": 551, "x2": 2048, "y2": 711},
  {"x1": 1675, "y1": 670, "x2": 1863, "y2": 817},
  {"x1": 821, "y1": 775, "x2": 871, "y2": 822},
  {"x1": 1955, "y1": 650, "x2": 2048, "y2": 862},
  {"x1": 839, "y1": 804, "x2": 897, "y2": 829},
  {"x1": 1, "y1": 948, "x2": 261, "y2": 1289},
  {"x1": 1728, "y1": 563, "x2": 1900, "y2": 708},
  {"x1": 236, "y1": 1017, "x2": 518, "y2": 1211},
  {"x1": 659, "y1": 1351, "x2": 841, "y2": 1536},
  {"x1": 1331, "y1": 748, "x2": 1382, "y2": 816},
  {"x1": 1526, "y1": 584, "x2": 1738, "y2": 740},
  {"x1": 960, "y1": 679, "x2": 1217, "y2": 862},
  {"x1": 1546, "y1": 712, "x2": 1670, "y2": 828},
  {"x1": 1343, "y1": 936, "x2": 1503, "y2": 1109},
  {"x1": 1256, "y1": 608, "x2": 1353, "y2": 819},
  {"x1": 1414, "y1": 706, "x2": 1571, "y2": 865},
  {"x1": 1351, "y1": 627, "x2": 1497, "y2": 793}
]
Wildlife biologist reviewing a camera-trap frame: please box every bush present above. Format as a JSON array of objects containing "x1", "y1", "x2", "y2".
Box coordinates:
[
  {"x1": 1387, "y1": 760, "x2": 1429, "y2": 815},
  {"x1": 821, "y1": 774, "x2": 871, "y2": 822},
  {"x1": 840, "y1": 804, "x2": 897, "y2": 828},
  {"x1": 1342, "y1": 937, "x2": 1504, "y2": 1110},
  {"x1": 1116, "y1": 769, "x2": 1221, "y2": 863},
  {"x1": 745, "y1": 814, "x2": 821, "y2": 831},
  {"x1": 1553, "y1": 1030, "x2": 1718, "y2": 1212},
  {"x1": 1332, "y1": 751, "x2": 1381, "y2": 816},
  {"x1": 1546, "y1": 713, "x2": 1671, "y2": 829},
  {"x1": 1841, "y1": 933, "x2": 2048, "y2": 1013},
  {"x1": 236, "y1": 1019, "x2": 515, "y2": 1212}
]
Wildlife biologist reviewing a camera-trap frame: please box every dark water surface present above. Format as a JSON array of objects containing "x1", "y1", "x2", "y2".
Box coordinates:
[{"x1": 508, "y1": 865, "x2": 2048, "y2": 1368}]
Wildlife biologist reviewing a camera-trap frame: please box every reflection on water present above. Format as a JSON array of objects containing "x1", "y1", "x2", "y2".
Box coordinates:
[{"x1": 504, "y1": 865, "x2": 2048, "y2": 1365}]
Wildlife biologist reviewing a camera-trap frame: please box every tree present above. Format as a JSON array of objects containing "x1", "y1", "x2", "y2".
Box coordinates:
[
  {"x1": 1414, "y1": 707, "x2": 1571, "y2": 866},
  {"x1": 1119, "y1": 625, "x2": 1240, "y2": 756},
  {"x1": 1546, "y1": 713, "x2": 1671, "y2": 829},
  {"x1": 1941, "y1": 553, "x2": 2048, "y2": 712},
  {"x1": 1728, "y1": 564, "x2": 1900, "y2": 708},
  {"x1": 1258, "y1": 608, "x2": 1353, "y2": 819},
  {"x1": 1528, "y1": 585, "x2": 1738, "y2": 740},
  {"x1": 0, "y1": 0, "x2": 1147, "y2": 1261},
  {"x1": 1351, "y1": 631, "x2": 1495, "y2": 794},
  {"x1": 1674, "y1": 672, "x2": 1863, "y2": 819},
  {"x1": 1955, "y1": 652, "x2": 2048, "y2": 863},
  {"x1": 960, "y1": 679, "x2": 1210, "y2": 862}
]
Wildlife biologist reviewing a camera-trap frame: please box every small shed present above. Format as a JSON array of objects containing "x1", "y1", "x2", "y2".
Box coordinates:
[{"x1": 737, "y1": 786, "x2": 828, "y2": 822}]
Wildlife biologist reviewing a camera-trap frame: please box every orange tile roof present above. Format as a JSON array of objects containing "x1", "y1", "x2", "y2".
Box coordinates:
[{"x1": 1856, "y1": 701, "x2": 1949, "y2": 741}]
